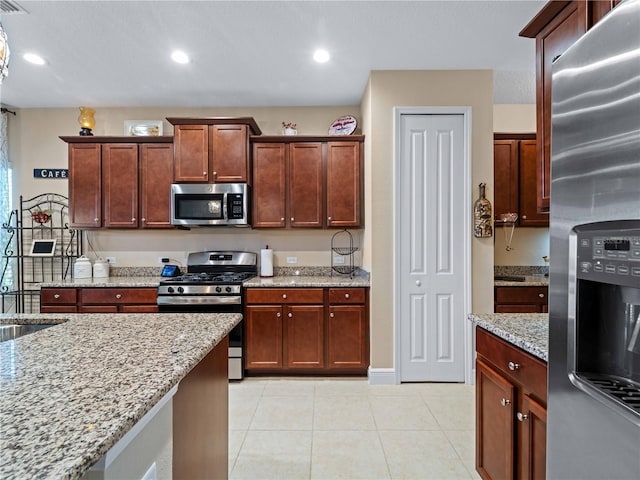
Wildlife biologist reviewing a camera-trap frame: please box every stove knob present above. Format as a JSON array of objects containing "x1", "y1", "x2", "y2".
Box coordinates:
[
  {"x1": 225, "y1": 286, "x2": 232, "y2": 293},
  {"x1": 177, "y1": 287, "x2": 184, "y2": 294},
  {"x1": 167, "y1": 287, "x2": 175, "y2": 293},
  {"x1": 216, "y1": 286, "x2": 222, "y2": 293}
]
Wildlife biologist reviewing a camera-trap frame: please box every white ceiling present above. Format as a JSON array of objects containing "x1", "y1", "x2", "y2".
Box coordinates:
[{"x1": 0, "y1": 0, "x2": 545, "y2": 109}]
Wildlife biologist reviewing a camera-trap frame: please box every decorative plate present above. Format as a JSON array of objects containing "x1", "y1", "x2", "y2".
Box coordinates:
[{"x1": 328, "y1": 115, "x2": 357, "y2": 135}]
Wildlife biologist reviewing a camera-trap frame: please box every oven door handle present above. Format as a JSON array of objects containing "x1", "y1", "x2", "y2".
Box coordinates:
[{"x1": 157, "y1": 295, "x2": 242, "y2": 306}]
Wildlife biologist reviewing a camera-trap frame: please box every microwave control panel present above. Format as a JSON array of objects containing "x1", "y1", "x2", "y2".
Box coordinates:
[
  {"x1": 227, "y1": 193, "x2": 245, "y2": 220},
  {"x1": 576, "y1": 224, "x2": 640, "y2": 288}
]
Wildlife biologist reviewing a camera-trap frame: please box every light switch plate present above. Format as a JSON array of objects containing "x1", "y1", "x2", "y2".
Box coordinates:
[{"x1": 286, "y1": 256, "x2": 298, "y2": 264}]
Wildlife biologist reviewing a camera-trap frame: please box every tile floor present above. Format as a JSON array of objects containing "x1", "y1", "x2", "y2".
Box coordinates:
[{"x1": 229, "y1": 378, "x2": 480, "y2": 479}]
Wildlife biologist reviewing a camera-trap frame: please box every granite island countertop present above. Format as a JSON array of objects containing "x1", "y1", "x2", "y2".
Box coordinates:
[
  {"x1": 0, "y1": 312, "x2": 241, "y2": 480},
  {"x1": 468, "y1": 313, "x2": 548, "y2": 361}
]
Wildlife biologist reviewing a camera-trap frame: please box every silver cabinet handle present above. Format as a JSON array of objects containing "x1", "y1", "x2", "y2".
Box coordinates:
[
  {"x1": 330, "y1": 313, "x2": 335, "y2": 318},
  {"x1": 416, "y1": 280, "x2": 421, "y2": 286},
  {"x1": 115, "y1": 294, "x2": 122, "y2": 299},
  {"x1": 288, "y1": 312, "x2": 293, "y2": 318},
  {"x1": 508, "y1": 361, "x2": 520, "y2": 371},
  {"x1": 54, "y1": 294, "x2": 60, "y2": 299},
  {"x1": 282, "y1": 294, "x2": 287, "y2": 299},
  {"x1": 500, "y1": 398, "x2": 511, "y2": 407},
  {"x1": 213, "y1": 171, "x2": 217, "y2": 176},
  {"x1": 328, "y1": 216, "x2": 332, "y2": 221},
  {"x1": 291, "y1": 217, "x2": 294, "y2": 222},
  {"x1": 538, "y1": 293, "x2": 545, "y2": 298},
  {"x1": 522, "y1": 215, "x2": 527, "y2": 220},
  {"x1": 280, "y1": 217, "x2": 285, "y2": 222},
  {"x1": 94, "y1": 218, "x2": 99, "y2": 223},
  {"x1": 517, "y1": 412, "x2": 528, "y2": 422},
  {"x1": 141, "y1": 218, "x2": 146, "y2": 222},
  {"x1": 202, "y1": 171, "x2": 207, "y2": 175},
  {"x1": 131, "y1": 217, "x2": 136, "y2": 222},
  {"x1": 345, "y1": 293, "x2": 350, "y2": 299},
  {"x1": 276, "y1": 312, "x2": 281, "y2": 318}
]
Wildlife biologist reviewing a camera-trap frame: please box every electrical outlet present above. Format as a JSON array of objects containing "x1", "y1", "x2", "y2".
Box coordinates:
[
  {"x1": 286, "y1": 256, "x2": 298, "y2": 264},
  {"x1": 106, "y1": 256, "x2": 116, "y2": 264},
  {"x1": 157, "y1": 257, "x2": 170, "y2": 264},
  {"x1": 333, "y1": 256, "x2": 345, "y2": 264}
]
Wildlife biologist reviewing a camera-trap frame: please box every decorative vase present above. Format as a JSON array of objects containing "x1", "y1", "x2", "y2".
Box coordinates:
[
  {"x1": 473, "y1": 183, "x2": 493, "y2": 238},
  {"x1": 78, "y1": 106, "x2": 96, "y2": 136}
]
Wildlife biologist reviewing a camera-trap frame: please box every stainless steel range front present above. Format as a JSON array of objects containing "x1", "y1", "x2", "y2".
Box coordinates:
[{"x1": 157, "y1": 251, "x2": 257, "y2": 380}]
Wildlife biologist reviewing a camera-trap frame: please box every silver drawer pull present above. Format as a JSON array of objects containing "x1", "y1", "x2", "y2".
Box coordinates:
[
  {"x1": 115, "y1": 294, "x2": 122, "y2": 299},
  {"x1": 345, "y1": 293, "x2": 350, "y2": 299},
  {"x1": 54, "y1": 294, "x2": 60, "y2": 299},
  {"x1": 282, "y1": 294, "x2": 287, "y2": 299},
  {"x1": 500, "y1": 398, "x2": 511, "y2": 407},
  {"x1": 276, "y1": 312, "x2": 281, "y2": 318},
  {"x1": 288, "y1": 312, "x2": 293, "y2": 318},
  {"x1": 330, "y1": 313, "x2": 335, "y2": 318},
  {"x1": 538, "y1": 293, "x2": 545, "y2": 298},
  {"x1": 508, "y1": 361, "x2": 520, "y2": 371},
  {"x1": 517, "y1": 412, "x2": 528, "y2": 422}
]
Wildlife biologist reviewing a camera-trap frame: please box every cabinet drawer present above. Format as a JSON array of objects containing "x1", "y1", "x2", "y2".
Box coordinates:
[
  {"x1": 328, "y1": 288, "x2": 365, "y2": 304},
  {"x1": 476, "y1": 327, "x2": 547, "y2": 404},
  {"x1": 41, "y1": 305, "x2": 78, "y2": 313},
  {"x1": 495, "y1": 286, "x2": 547, "y2": 304},
  {"x1": 41, "y1": 288, "x2": 77, "y2": 304},
  {"x1": 245, "y1": 288, "x2": 323, "y2": 304},
  {"x1": 80, "y1": 288, "x2": 157, "y2": 305}
]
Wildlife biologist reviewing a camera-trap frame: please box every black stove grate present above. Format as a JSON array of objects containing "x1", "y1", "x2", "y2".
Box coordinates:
[{"x1": 581, "y1": 374, "x2": 640, "y2": 414}]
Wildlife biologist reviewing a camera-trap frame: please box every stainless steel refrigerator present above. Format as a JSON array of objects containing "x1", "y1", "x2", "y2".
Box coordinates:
[{"x1": 548, "y1": 0, "x2": 640, "y2": 478}]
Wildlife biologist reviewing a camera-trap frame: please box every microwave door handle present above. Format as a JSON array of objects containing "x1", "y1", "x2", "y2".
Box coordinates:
[{"x1": 222, "y1": 193, "x2": 228, "y2": 220}]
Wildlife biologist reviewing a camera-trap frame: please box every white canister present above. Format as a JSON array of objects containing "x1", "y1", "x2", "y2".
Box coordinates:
[
  {"x1": 93, "y1": 257, "x2": 110, "y2": 278},
  {"x1": 73, "y1": 255, "x2": 92, "y2": 279}
]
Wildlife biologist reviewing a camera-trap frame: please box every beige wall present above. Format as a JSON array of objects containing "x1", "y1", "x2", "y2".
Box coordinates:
[
  {"x1": 7, "y1": 106, "x2": 362, "y2": 267},
  {"x1": 492, "y1": 104, "x2": 549, "y2": 267},
  {"x1": 364, "y1": 70, "x2": 495, "y2": 369}
]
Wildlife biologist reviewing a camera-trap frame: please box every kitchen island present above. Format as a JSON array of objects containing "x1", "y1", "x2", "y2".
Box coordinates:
[
  {"x1": 0, "y1": 312, "x2": 241, "y2": 480},
  {"x1": 469, "y1": 312, "x2": 548, "y2": 480}
]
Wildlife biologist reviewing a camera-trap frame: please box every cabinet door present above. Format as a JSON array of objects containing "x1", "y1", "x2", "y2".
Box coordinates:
[
  {"x1": 476, "y1": 358, "x2": 516, "y2": 480},
  {"x1": 519, "y1": 140, "x2": 548, "y2": 226},
  {"x1": 589, "y1": 0, "x2": 619, "y2": 26},
  {"x1": 140, "y1": 143, "x2": 173, "y2": 228},
  {"x1": 286, "y1": 305, "x2": 324, "y2": 368},
  {"x1": 68, "y1": 143, "x2": 101, "y2": 228},
  {"x1": 327, "y1": 305, "x2": 368, "y2": 369},
  {"x1": 252, "y1": 143, "x2": 286, "y2": 228},
  {"x1": 245, "y1": 305, "x2": 283, "y2": 368},
  {"x1": 493, "y1": 140, "x2": 519, "y2": 223},
  {"x1": 210, "y1": 124, "x2": 248, "y2": 183},
  {"x1": 174, "y1": 125, "x2": 209, "y2": 182},
  {"x1": 326, "y1": 141, "x2": 362, "y2": 227},
  {"x1": 289, "y1": 143, "x2": 323, "y2": 228},
  {"x1": 518, "y1": 394, "x2": 547, "y2": 480},
  {"x1": 536, "y1": 2, "x2": 586, "y2": 211},
  {"x1": 102, "y1": 144, "x2": 139, "y2": 228}
]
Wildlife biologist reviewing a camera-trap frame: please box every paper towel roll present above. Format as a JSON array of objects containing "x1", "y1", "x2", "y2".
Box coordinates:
[{"x1": 260, "y1": 248, "x2": 273, "y2": 277}]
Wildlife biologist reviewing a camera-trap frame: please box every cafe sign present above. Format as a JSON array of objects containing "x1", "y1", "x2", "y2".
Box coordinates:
[{"x1": 34, "y1": 168, "x2": 68, "y2": 179}]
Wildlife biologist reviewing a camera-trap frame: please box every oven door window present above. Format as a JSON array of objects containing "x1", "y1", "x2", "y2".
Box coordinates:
[{"x1": 175, "y1": 194, "x2": 225, "y2": 220}]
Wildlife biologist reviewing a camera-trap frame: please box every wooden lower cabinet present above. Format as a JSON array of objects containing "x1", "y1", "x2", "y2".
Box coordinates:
[
  {"x1": 40, "y1": 287, "x2": 158, "y2": 313},
  {"x1": 476, "y1": 327, "x2": 547, "y2": 480},
  {"x1": 495, "y1": 286, "x2": 548, "y2": 313},
  {"x1": 244, "y1": 287, "x2": 369, "y2": 374}
]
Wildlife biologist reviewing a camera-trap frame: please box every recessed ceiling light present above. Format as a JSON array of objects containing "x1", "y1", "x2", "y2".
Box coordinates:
[
  {"x1": 171, "y1": 50, "x2": 190, "y2": 64},
  {"x1": 313, "y1": 48, "x2": 330, "y2": 64},
  {"x1": 23, "y1": 53, "x2": 46, "y2": 65}
]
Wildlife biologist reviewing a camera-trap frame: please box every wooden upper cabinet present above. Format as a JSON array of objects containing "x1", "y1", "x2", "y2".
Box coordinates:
[
  {"x1": 494, "y1": 140, "x2": 519, "y2": 223},
  {"x1": 173, "y1": 124, "x2": 209, "y2": 182},
  {"x1": 68, "y1": 143, "x2": 101, "y2": 228},
  {"x1": 289, "y1": 143, "x2": 323, "y2": 228},
  {"x1": 589, "y1": 0, "x2": 620, "y2": 26},
  {"x1": 326, "y1": 141, "x2": 362, "y2": 228},
  {"x1": 168, "y1": 117, "x2": 260, "y2": 184},
  {"x1": 252, "y1": 143, "x2": 286, "y2": 228},
  {"x1": 210, "y1": 124, "x2": 249, "y2": 183},
  {"x1": 140, "y1": 143, "x2": 173, "y2": 228},
  {"x1": 102, "y1": 144, "x2": 139, "y2": 228},
  {"x1": 518, "y1": 140, "x2": 548, "y2": 226}
]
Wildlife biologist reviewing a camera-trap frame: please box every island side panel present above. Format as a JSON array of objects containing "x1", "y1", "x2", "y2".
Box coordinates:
[{"x1": 173, "y1": 336, "x2": 229, "y2": 480}]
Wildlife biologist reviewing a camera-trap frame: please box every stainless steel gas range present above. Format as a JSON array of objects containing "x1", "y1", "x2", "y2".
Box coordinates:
[{"x1": 157, "y1": 251, "x2": 257, "y2": 380}]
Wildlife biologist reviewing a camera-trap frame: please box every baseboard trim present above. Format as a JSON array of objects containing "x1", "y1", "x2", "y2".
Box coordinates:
[{"x1": 367, "y1": 367, "x2": 398, "y2": 385}]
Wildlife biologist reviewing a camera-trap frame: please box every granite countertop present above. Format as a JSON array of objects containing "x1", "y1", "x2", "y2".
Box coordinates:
[
  {"x1": 244, "y1": 274, "x2": 370, "y2": 288},
  {"x1": 40, "y1": 274, "x2": 370, "y2": 289},
  {"x1": 39, "y1": 276, "x2": 164, "y2": 288},
  {"x1": 494, "y1": 275, "x2": 549, "y2": 287},
  {"x1": 0, "y1": 312, "x2": 241, "y2": 480},
  {"x1": 468, "y1": 313, "x2": 548, "y2": 361}
]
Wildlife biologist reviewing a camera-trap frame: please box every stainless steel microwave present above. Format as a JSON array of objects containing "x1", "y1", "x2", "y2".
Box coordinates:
[{"x1": 170, "y1": 183, "x2": 250, "y2": 227}]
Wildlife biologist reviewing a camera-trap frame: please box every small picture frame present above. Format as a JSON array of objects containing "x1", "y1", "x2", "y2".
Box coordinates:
[
  {"x1": 124, "y1": 120, "x2": 163, "y2": 137},
  {"x1": 29, "y1": 239, "x2": 57, "y2": 256}
]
